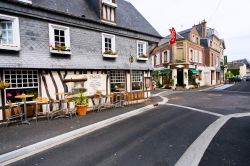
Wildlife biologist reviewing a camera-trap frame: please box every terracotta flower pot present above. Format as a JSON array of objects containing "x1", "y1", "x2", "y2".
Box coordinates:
[{"x1": 76, "y1": 105, "x2": 88, "y2": 116}]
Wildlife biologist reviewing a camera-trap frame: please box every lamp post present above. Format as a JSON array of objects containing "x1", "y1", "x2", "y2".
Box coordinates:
[{"x1": 129, "y1": 55, "x2": 134, "y2": 100}]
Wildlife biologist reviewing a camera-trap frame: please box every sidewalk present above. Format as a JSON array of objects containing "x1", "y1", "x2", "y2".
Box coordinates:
[{"x1": 0, "y1": 96, "x2": 162, "y2": 155}]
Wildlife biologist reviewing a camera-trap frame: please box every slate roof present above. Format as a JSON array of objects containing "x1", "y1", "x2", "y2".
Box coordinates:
[
  {"x1": 178, "y1": 28, "x2": 192, "y2": 39},
  {"x1": 158, "y1": 33, "x2": 184, "y2": 46},
  {"x1": 29, "y1": 0, "x2": 161, "y2": 37},
  {"x1": 232, "y1": 59, "x2": 250, "y2": 68}
]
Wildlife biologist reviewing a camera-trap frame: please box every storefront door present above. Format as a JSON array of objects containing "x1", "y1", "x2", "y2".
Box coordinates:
[{"x1": 177, "y1": 69, "x2": 184, "y2": 86}]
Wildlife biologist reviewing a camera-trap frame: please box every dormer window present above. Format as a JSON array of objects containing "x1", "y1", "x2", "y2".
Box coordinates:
[
  {"x1": 101, "y1": 0, "x2": 117, "y2": 24},
  {"x1": 17, "y1": 0, "x2": 32, "y2": 4}
]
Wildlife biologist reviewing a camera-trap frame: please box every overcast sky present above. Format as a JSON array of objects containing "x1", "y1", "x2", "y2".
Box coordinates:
[{"x1": 127, "y1": 0, "x2": 250, "y2": 61}]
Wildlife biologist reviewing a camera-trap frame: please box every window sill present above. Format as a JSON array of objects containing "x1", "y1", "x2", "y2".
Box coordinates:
[
  {"x1": 103, "y1": 54, "x2": 118, "y2": 58},
  {"x1": 102, "y1": 1, "x2": 117, "y2": 8},
  {"x1": 137, "y1": 57, "x2": 148, "y2": 61},
  {"x1": 0, "y1": 45, "x2": 20, "y2": 51},
  {"x1": 50, "y1": 49, "x2": 72, "y2": 55}
]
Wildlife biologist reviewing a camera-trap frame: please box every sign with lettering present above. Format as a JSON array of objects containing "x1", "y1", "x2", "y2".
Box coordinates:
[{"x1": 85, "y1": 74, "x2": 107, "y2": 95}]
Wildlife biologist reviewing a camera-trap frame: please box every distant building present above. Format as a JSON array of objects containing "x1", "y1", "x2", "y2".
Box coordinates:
[
  {"x1": 228, "y1": 59, "x2": 250, "y2": 76},
  {"x1": 152, "y1": 20, "x2": 226, "y2": 89}
]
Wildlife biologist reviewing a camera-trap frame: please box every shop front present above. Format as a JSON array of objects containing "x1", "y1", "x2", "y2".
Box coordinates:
[{"x1": 0, "y1": 69, "x2": 151, "y2": 120}]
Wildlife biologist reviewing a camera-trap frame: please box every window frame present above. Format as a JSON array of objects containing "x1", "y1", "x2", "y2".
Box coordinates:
[
  {"x1": 17, "y1": 0, "x2": 32, "y2": 4},
  {"x1": 102, "y1": 33, "x2": 117, "y2": 58},
  {"x1": 137, "y1": 40, "x2": 147, "y2": 60},
  {"x1": 132, "y1": 71, "x2": 143, "y2": 91},
  {"x1": 49, "y1": 24, "x2": 71, "y2": 55},
  {"x1": 163, "y1": 50, "x2": 170, "y2": 63},
  {"x1": 110, "y1": 71, "x2": 126, "y2": 92},
  {"x1": 0, "y1": 14, "x2": 20, "y2": 51},
  {"x1": 156, "y1": 53, "x2": 161, "y2": 65},
  {"x1": 3, "y1": 70, "x2": 39, "y2": 104}
]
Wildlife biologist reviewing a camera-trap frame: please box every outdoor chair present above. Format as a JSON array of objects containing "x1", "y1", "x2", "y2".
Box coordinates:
[
  {"x1": 6, "y1": 102, "x2": 24, "y2": 127},
  {"x1": 105, "y1": 93, "x2": 115, "y2": 109},
  {"x1": 65, "y1": 99, "x2": 77, "y2": 119},
  {"x1": 92, "y1": 94, "x2": 106, "y2": 112},
  {"x1": 48, "y1": 98, "x2": 60, "y2": 119},
  {"x1": 35, "y1": 97, "x2": 50, "y2": 123}
]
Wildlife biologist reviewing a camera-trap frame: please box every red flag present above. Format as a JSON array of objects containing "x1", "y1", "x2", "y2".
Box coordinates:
[{"x1": 169, "y1": 27, "x2": 176, "y2": 45}]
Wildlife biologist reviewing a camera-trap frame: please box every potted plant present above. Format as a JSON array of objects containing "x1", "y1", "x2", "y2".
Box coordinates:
[
  {"x1": 74, "y1": 92, "x2": 88, "y2": 116},
  {"x1": 0, "y1": 81, "x2": 9, "y2": 90}
]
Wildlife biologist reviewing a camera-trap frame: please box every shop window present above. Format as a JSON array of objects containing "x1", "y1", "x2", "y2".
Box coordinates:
[
  {"x1": 132, "y1": 71, "x2": 143, "y2": 91},
  {"x1": 110, "y1": 71, "x2": 126, "y2": 92},
  {"x1": 4, "y1": 70, "x2": 39, "y2": 104},
  {"x1": 0, "y1": 14, "x2": 20, "y2": 51}
]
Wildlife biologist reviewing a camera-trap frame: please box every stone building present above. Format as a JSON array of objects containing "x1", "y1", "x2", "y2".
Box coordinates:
[{"x1": 0, "y1": 0, "x2": 161, "y2": 120}]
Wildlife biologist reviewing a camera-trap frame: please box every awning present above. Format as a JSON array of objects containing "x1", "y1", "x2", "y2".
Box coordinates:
[
  {"x1": 159, "y1": 69, "x2": 172, "y2": 75},
  {"x1": 189, "y1": 68, "x2": 199, "y2": 74},
  {"x1": 152, "y1": 71, "x2": 159, "y2": 76}
]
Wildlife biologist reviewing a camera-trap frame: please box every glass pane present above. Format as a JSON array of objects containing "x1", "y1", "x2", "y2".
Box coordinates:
[
  {"x1": 60, "y1": 30, "x2": 64, "y2": 36},
  {"x1": 55, "y1": 36, "x2": 59, "y2": 42},
  {"x1": 60, "y1": 37, "x2": 65, "y2": 43},
  {"x1": 7, "y1": 23, "x2": 12, "y2": 29},
  {"x1": 54, "y1": 29, "x2": 59, "y2": 36}
]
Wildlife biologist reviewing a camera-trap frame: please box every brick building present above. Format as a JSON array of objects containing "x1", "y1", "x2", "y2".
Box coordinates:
[{"x1": 152, "y1": 20, "x2": 226, "y2": 89}]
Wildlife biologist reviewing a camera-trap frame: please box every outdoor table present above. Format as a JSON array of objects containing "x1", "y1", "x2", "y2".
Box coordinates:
[{"x1": 15, "y1": 94, "x2": 34, "y2": 125}]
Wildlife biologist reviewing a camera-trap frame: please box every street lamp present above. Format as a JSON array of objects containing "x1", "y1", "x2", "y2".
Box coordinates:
[{"x1": 129, "y1": 55, "x2": 134, "y2": 98}]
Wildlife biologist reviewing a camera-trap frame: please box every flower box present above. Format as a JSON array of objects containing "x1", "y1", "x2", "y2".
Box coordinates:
[
  {"x1": 103, "y1": 50, "x2": 118, "y2": 58},
  {"x1": 49, "y1": 44, "x2": 71, "y2": 55}
]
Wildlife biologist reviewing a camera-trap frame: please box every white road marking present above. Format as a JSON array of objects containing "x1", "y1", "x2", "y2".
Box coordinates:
[
  {"x1": 165, "y1": 103, "x2": 223, "y2": 117},
  {"x1": 223, "y1": 90, "x2": 250, "y2": 94},
  {"x1": 176, "y1": 112, "x2": 250, "y2": 166},
  {"x1": 214, "y1": 84, "x2": 234, "y2": 90}
]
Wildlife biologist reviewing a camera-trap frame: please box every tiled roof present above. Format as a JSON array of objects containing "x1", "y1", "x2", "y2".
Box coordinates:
[{"x1": 30, "y1": 0, "x2": 161, "y2": 37}]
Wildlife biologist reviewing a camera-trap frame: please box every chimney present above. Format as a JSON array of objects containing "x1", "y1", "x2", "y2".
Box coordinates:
[{"x1": 201, "y1": 19, "x2": 207, "y2": 38}]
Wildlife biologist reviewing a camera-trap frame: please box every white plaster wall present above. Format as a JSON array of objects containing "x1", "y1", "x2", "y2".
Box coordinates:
[
  {"x1": 183, "y1": 69, "x2": 189, "y2": 88},
  {"x1": 172, "y1": 69, "x2": 177, "y2": 89}
]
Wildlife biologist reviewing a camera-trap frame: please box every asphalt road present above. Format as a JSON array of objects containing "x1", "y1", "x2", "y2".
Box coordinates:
[
  {"x1": 9, "y1": 106, "x2": 217, "y2": 166},
  {"x1": 225, "y1": 81, "x2": 250, "y2": 92},
  {"x1": 8, "y1": 82, "x2": 250, "y2": 166},
  {"x1": 199, "y1": 117, "x2": 250, "y2": 166}
]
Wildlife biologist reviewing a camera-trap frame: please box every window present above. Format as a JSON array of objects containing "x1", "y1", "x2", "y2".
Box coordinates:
[
  {"x1": 49, "y1": 24, "x2": 71, "y2": 54},
  {"x1": 102, "y1": 33, "x2": 116, "y2": 56},
  {"x1": 4, "y1": 70, "x2": 39, "y2": 104},
  {"x1": 162, "y1": 50, "x2": 170, "y2": 63},
  {"x1": 194, "y1": 50, "x2": 199, "y2": 62},
  {"x1": 156, "y1": 53, "x2": 161, "y2": 65},
  {"x1": 0, "y1": 14, "x2": 20, "y2": 51},
  {"x1": 132, "y1": 71, "x2": 143, "y2": 91},
  {"x1": 110, "y1": 71, "x2": 126, "y2": 92},
  {"x1": 199, "y1": 51, "x2": 203, "y2": 63},
  {"x1": 189, "y1": 49, "x2": 193, "y2": 62},
  {"x1": 137, "y1": 41, "x2": 147, "y2": 59},
  {"x1": 101, "y1": 0, "x2": 117, "y2": 23}
]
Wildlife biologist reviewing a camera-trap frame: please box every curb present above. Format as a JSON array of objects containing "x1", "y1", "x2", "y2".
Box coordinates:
[{"x1": 0, "y1": 102, "x2": 162, "y2": 165}]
